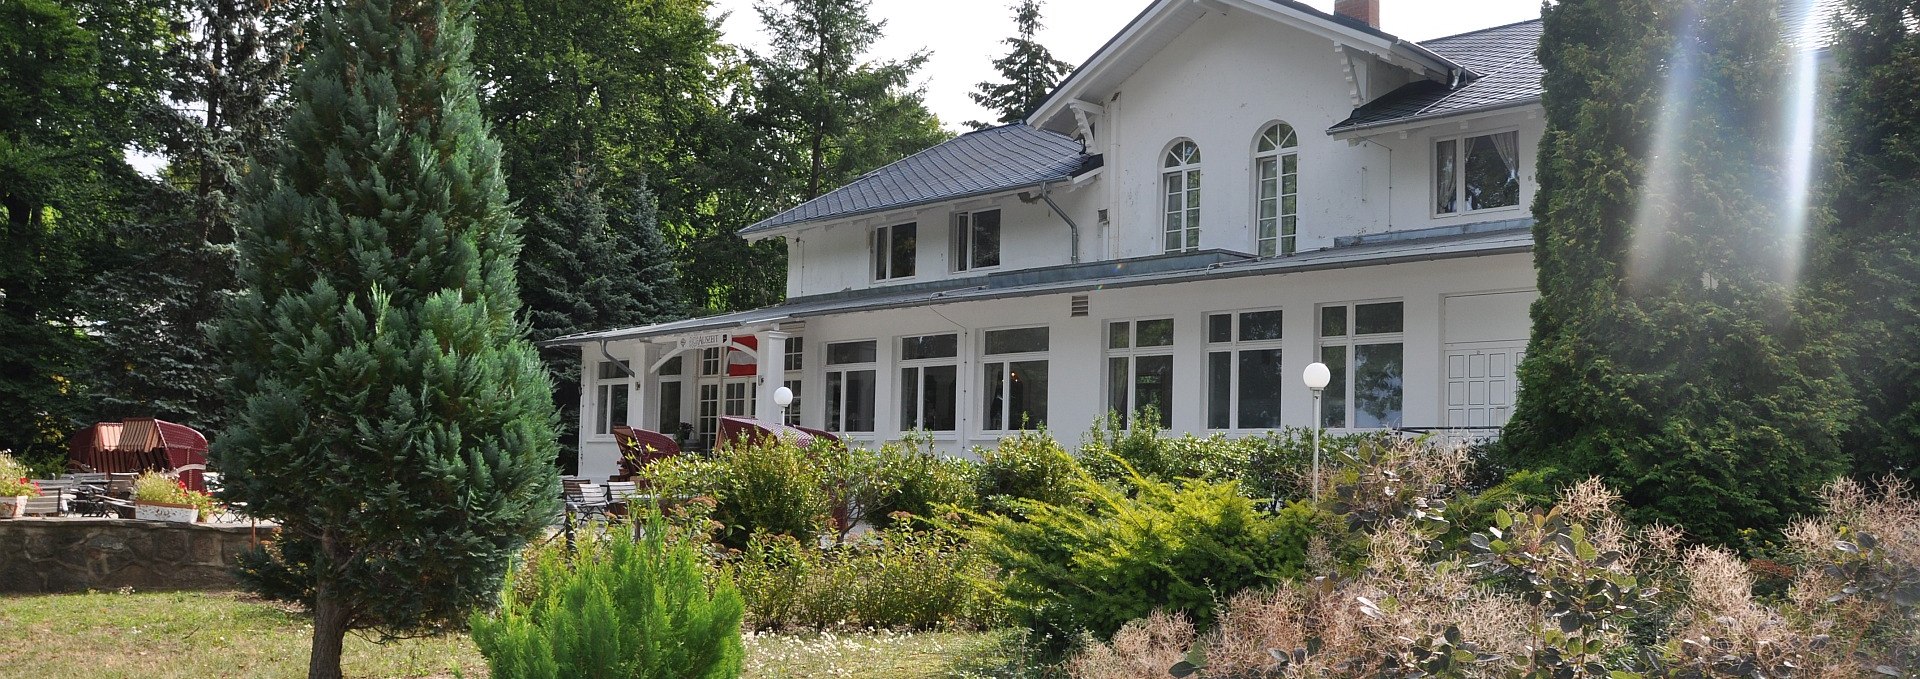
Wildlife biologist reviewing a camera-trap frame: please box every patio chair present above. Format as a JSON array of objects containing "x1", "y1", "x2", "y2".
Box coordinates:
[
  {"x1": 611, "y1": 426, "x2": 680, "y2": 482},
  {"x1": 21, "y1": 488, "x2": 64, "y2": 516},
  {"x1": 563, "y1": 482, "x2": 611, "y2": 523}
]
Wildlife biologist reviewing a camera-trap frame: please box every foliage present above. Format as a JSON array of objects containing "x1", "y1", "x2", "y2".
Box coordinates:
[
  {"x1": 964, "y1": 466, "x2": 1334, "y2": 649},
  {"x1": 1816, "y1": 0, "x2": 1920, "y2": 482},
  {"x1": 967, "y1": 0, "x2": 1073, "y2": 128},
  {"x1": 974, "y1": 429, "x2": 1078, "y2": 514},
  {"x1": 852, "y1": 435, "x2": 979, "y2": 532},
  {"x1": 0, "y1": 451, "x2": 41, "y2": 497},
  {"x1": 1501, "y1": 0, "x2": 1851, "y2": 547},
  {"x1": 1078, "y1": 411, "x2": 1250, "y2": 487},
  {"x1": 644, "y1": 437, "x2": 837, "y2": 549},
  {"x1": 728, "y1": 526, "x2": 1003, "y2": 632},
  {"x1": 471, "y1": 510, "x2": 745, "y2": 679},
  {"x1": 210, "y1": 1, "x2": 560, "y2": 677},
  {"x1": 131, "y1": 470, "x2": 217, "y2": 519}
]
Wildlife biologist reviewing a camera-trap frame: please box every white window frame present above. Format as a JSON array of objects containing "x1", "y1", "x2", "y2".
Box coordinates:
[
  {"x1": 695, "y1": 382, "x2": 720, "y2": 449},
  {"x1": 1162, "y1": 139, "x2": 1202, "y2": 253},
  {"x1": 1253, "y1": 123, "x2": 1299, "y2": 257},
  {"x1": 698, "y1": 347, "x2": 723, "y2": 377},
  {"x1": 951, "y1": 209, "x2": 1002, "y2": 272},
  {"x1": 1204, "y1": 308, "x2": 1286, "y2": 432},
  {"x1": 897, "y1": 333, "x2": 961, "y2": 435},
  {"x1": 1432, "y1": 128, "x2": 1523, "y2": 217},
  {"x1": 655, "y1": 356, "x2": 685, "y2": 435},
  {"x1": 979, "y1": 325, "x2": 1051, "y2": 433},
  {"x1": 782, "y1": 337, "x2": 804, "y2": 426},
  {"x1": 590, "y1": 359, "x2": 634, "y2": 440},
  {"x1": 824, "y1": 340, "x2": 879, "y2": 435},
  {"x1": 1316, "y1": 300, "x2": 1407, "y2": 430},
  {"x1": 873, "y1": 222, "x2": 918, "y2": 281},
  {"x1": 1104, "y1": 318, "x2": 1176, "y2": 429}
]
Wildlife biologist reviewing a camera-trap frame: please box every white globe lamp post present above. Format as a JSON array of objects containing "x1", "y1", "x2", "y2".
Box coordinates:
[
  {"x1": 773, "y1": 386, "x2": 794, "y2": 424},
  {"x1": 1302, "y1": 362, "x2": 1331, "y2": 500}
]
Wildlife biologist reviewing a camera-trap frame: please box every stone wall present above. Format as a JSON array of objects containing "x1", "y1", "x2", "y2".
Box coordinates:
[{"x1": 1, "y1": 518, "x2": 278, "y2": 593}]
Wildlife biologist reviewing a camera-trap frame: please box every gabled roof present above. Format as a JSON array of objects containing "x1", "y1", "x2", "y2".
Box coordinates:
[
  {"x1": 738, "y1": 125, "x2": 1089, "y2": 238},
  {"x1": 1330, "y1": 20, "x2": 1545, "y2": 135}
]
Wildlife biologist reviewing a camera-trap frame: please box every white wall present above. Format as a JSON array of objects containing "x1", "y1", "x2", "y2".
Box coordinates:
[{"x1": 1366, "y1": 109, "x2": 1545, "y2": 234}]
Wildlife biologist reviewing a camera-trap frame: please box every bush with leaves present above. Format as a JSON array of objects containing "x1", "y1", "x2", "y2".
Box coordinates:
[
  {"x1": 726, "y1": 523, "x2": 1003, "y2": 631},
  {"x1": 471, "y1": 509, "x2": 744, "y2": 679},
  {"x1": 853, "y1": 435, "x2": 979, "y2": 532},
  {"x1": 974, "y1": 430, "x2": 1080, "y2": 514},
  {"x1": 641, "y1": 437, "x2": 836, "y2": 549},
  {"x1": 1078, "y1": 411, "x2": 1250, "y2": 486}
]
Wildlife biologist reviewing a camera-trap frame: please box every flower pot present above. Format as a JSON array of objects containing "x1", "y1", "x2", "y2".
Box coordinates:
[
  {"x1": 134, "y1": 500, "x2": 200, "y2": 524},
  {"x1": 0, "y1": 495, "x2": 26, "y2": 518}
]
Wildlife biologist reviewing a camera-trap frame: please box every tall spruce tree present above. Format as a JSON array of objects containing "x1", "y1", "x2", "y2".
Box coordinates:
[
  {"x1": 968, "y1": 0, "x2": 1072, "y2": 129},
  {"x1": 1502, "y1": 0, "x2": 1849, "y2": 546},
  {"x1": 210, "y1": 1, "x2": 558, "y2": 676},
  {"x1": 1818, "y1": 0, "x2": 1920, "y2": 481}
]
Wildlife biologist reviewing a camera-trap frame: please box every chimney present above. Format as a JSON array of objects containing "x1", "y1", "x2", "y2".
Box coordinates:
[{"x1": 1334, "y1": 0, "x2": 1380, "y2": 29}]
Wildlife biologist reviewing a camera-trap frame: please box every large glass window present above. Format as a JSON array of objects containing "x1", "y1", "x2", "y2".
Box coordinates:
[
  {"x1": 697, "y1": 383, "x2": 720, "y2": 449},
  {"x1": 1254, "y1": 123, "x2": 1299, "y2": 257},
  {"x1": 899, "y1": 334, "x2": 959, "y2": 432},
  {"x1": 982, "y1": 327, "x2": 1049, "y2": 431},
  {"x1": 593, "y1": 359, "x2": 632, "y2": 436},
  {"x1": 1435, "y1": 131, "x2": 1520, "y2": 214},
  {"x1": 782, "y1": 337, "x2": 803, "y2": 426},
  {"x1": 1105, "y1": 319, "x2": 1175, "y2": 428},
  {"x1": 1163, "y1": 140, "x2": 1202, "y2": 253},
  {"x1": 657, "y1": 356, "x2": 684, "y2": 435},
  {"x1": 874, "y1": 223, "x2": 917, "y2": 280},
  {"x1": 1317, "y1": 301, "x2": 1404, "y2": 428},
  {"x1": 825, "y1": 340, "x2": 877, "y2": 433},
  {"x1": 1206, "y1": 310, "x2": 1285, "y2": 430},
  {"x1": 953, "y1": 210, "x2": 1001, "y2": 272}
]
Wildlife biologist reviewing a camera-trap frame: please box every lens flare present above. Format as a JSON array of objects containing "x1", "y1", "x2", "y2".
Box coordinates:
[{"x1": 1778, "y1": 0, "x2": 1826, "y2": 288}]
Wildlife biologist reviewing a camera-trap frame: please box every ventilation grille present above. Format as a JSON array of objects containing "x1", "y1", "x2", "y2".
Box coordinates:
[
  {"x1": 1097, "y1": 209, "x2": 1110, "y2": 225},
  {"x1": 1070, "y1": 294, "x2": 1090, "y2": 317}
]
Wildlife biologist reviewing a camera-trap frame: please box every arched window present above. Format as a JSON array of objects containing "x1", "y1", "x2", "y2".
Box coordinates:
[
  {"x1": 1162, "y1": 140, "x2": 1202, "y2": 253},
  {"x1": 1254, "y1": 123, "x2": 1299, "y2": 256}
]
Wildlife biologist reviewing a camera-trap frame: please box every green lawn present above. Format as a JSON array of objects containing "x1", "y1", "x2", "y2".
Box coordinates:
[{"x1": 0, "y1": 591, "x2": 1028, "y2": 679}]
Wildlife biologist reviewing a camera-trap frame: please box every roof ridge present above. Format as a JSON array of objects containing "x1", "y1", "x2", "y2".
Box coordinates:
[{"x1": 1418, "y1": 17, "x2": 1542, "y2": 45}]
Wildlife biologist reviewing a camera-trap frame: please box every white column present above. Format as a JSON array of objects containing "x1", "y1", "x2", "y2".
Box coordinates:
[{"x1": 755, "y1": 330, "x2": 790, "y2": 422}]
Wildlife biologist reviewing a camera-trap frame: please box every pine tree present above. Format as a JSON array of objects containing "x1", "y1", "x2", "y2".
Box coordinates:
[
  {"x1": 968, "y1": 0, "x2": 1072, "y2": 129},
  {"x1": 1502, "y1": 0, "x2": 1849, "y2": 546},
  {"x1": 1818, "y1": 0, "x2": 1920, "y2": 481},
  {"x1": 209, "y1": 1, "x2": 559, "y2": 676}
]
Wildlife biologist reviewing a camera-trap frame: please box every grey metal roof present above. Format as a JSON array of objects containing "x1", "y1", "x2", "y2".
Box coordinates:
[
  {"x1": 1331, "y1": 20, "x2": 1545, "y2": 134},
  {"x1": 546, "y1": 221, "x2": 1535, "y2": 346},
  {"x1": 737, "y1": 124, "x2": 1088, "y2": 237}
]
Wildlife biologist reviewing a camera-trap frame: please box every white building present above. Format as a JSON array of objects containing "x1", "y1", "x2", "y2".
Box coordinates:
[{"x1": 549, "y1": 0, "x2": 1545, "y2": 479}]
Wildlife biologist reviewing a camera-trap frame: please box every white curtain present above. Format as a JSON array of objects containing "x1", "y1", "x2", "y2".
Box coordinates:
[{"x1": 1491, "y1": 132, "x2": 1519, "y2": 179}]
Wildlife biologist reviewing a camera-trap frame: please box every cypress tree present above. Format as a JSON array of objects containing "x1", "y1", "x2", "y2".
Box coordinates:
[
  {"x1": 209, "y1": 1, "x2": 559, "y2": 677},
  {"x1": 1503, "y1": 0, "x2": 1849, "y2": 546},
  {"x1": 1819, "y1": 0, "x2": 1920, "y2": 481},
  {"x1": 968, "y1": 0, "x2": 1073, "y2": 129}
]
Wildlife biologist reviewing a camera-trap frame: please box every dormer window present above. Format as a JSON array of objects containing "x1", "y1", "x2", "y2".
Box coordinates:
[
  {"x1": 1254, "y1": 123, "x2": 1299, "y2": 256},
  {"x1": 952, "y1": 209, "x2": 1001, "y2": 272},
  {"x1": 1162, "y1": 140, "x2": 1202, "y2": 253},
  {"x1": 873, "y1": 222, "x2": 917, "y2": 280},
  {"x1": 1435, "y1": 131, "x2": 1520, "y2": 215}
]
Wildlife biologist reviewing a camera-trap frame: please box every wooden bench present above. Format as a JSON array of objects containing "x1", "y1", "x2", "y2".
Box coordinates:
[{"x1": 21, "y1": 488, "x2": 65, "y2": 516}]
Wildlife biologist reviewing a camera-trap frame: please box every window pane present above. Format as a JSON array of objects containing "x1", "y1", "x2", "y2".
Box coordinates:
[
  {"x1": 900, "y1": 367, "x2": 921, "y2": 429},
  {"x1": 659, "y1": 381, "x2": 683, "y2": 433},
  {"x1": 985, "y1": 327, "x2": 1049, "y2": 354},
  {"x1": 782, "y1": 380, "x2": 802, "y2": 426},
  {"x1": 1320, "y1": 306, "x2": 1347, "y2": 337},
  {"x1": 1208, "y1": 314, "x2": 1232, "y2": 343},
  {"x1": 598, "y1": 360, "x2": 631, "y2": 380},
  {"x1": 827, "y1": 340, "x2": 877, "y2": 365},
  {"x1": 846, "y1": 369, "x2": 876, "y2": 432},
  {"x1": 1321, "y1": 345, "x2": 1347, "y2": 428},
  {"x1": 698, "y1": 384, "x2": 720, "y2": 448},
  {"x1": 901, "y1": 333, "x2": 958, "y2": 360},
  {"x1": 1239, "y1": 310, "x2": 1283, "y2": 341},
  {"x1": 784, "y1": 338, "x2": 804, "y2": 372},
  {"x1": 874, "y1": 228, "x2": 889, "y2": 279},
  {"x1": 826, "y1": 372, "x2": 845, "y2": 431},
  {"x1": 1136, "y1": 319, "x2": 1175, "y2": 347},
  {"x1": 924, "y1": 365, "x2": 958, "y2": 431},
  {"x1": 1108, "y1": 356, "x2": 1130, "y2": 426},
  {"x1": 1435, "y1": 139, "x2": 1458, "y2": 214},
  {"x1": 1237, "y1": 348, "x2": 1285, "y2": 429},
  {"x1": 1108, "y1": 322, "x2": 1131, "y2": 350},
  {"x1": 1464, "y1": 132, "x2": 1520, "y2": 210},
  {"x1": 1355, "y1": 302, "x2": 1404, "y2": 335},
  {"x1": 1135, "y1": 355, "x2": 1174, "y2": 428},
  {"x1": 1207, "y1": 352, "x2": 1232, "y2": 429},
  {"x1": 890, "y1": 223, "x2": 917, "y2": 278},
  {"x1": 1009, "y1": 360, "x2": 1048, "y2": 429},
  {"x1": 972, "y1": 210, "x2": 1001, "y2": 268},
  {"x1": 1353, "y1": 343, "x2": 1404, "y2": 428},
  {"x1": 983, "y1": 363, "x2": 1006, "y2": 430}
]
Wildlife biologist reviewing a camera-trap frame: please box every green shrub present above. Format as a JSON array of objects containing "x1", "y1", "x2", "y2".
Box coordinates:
[
  {"x1": 964, "y1": 466, "x2": 1336, "y2": 648},
  {"x1": 1078, "y1": 411, "x2": 1250, "y2": 486},
  {"x1": 856, "y1": 435, "x2": 979, "y2": 531},
  {"x1": 728, "y1": 526, "x2": 1003, "y2": 631},
  {"x1": 643, "y1": 438, "x2": 835, "y2": 549},
  {"x1": 1235, "y1": 428, "x2": 1394, "y2": 504},
  {"x1": 974, "y1": 430, "x2": 1079, "y2": 514},
  {"x1": 471, "y1": 510, "x2": 745, "y2": 679}
]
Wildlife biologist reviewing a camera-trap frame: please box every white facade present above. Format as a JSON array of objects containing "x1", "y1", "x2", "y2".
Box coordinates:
[{"x1": 559, "y1": 0, "x2": 1547, "y2": 478}]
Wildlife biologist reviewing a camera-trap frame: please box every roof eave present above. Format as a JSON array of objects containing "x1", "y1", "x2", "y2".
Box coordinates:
[
  {"x1": 1327, "y1": 98, "x2": 1542, "y2": 139},
  {"x1": 736, "y1": 176, "x2": 1077, "y2": 242}
]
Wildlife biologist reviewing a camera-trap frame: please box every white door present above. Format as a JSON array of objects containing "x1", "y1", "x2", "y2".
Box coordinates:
[{"x1": 1444, "y1": 342, "x2": 1524, "y2": 429}]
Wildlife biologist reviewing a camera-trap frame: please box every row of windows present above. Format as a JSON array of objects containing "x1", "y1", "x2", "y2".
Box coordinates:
[{"x1": 874, "y1": 210, "x2": 1003, "y2": 282}]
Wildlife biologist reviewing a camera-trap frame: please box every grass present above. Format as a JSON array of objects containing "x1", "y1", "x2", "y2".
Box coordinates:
[{"x1": 0, "y1": 590, "x2": 1028, "y2": 679}]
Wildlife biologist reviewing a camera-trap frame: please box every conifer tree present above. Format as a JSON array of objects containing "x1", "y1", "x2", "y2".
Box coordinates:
[
  {"x1": 209, "y1": 1, "x2": 559, "y2": 676},
  {"x1": 1818, "y1": 0, "x2": 1920, "y2": 481},
  {"x1": 1503, "y1": 0, "x2": 1849, "y2": 546},
  {"x1": 968, "y1": 0, "x2": 1072, "y2": 129}
]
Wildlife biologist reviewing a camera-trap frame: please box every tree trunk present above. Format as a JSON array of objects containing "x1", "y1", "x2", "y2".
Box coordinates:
[{"x1": 308, "y1": 582, "x2": 350, "y2": 679}]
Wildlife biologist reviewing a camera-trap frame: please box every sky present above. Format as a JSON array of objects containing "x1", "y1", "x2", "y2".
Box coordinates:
[{"x1": 709, "y1": 0, "x2": 1545, "y2": 130}]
